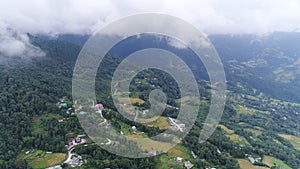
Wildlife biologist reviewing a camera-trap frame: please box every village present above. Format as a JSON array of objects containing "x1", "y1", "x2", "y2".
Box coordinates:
[
  {"x1": 27, "y1": 94, "x2": 282, "y2": 169},
  {"x1": 42, "y1": 97, "x2": 105, "y2": 168},
  {"x1": 35, "y1": 95, "x2": 201, "y2": 169}
]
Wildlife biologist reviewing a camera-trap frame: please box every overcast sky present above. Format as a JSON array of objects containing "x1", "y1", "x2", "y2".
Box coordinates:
[{"x1": 1, "y1": 0, "x2": 300, "y2": 35}]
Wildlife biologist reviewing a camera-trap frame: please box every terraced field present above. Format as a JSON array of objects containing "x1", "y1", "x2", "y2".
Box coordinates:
[
  {"x1": 144, "y1": 116, "x2": 171, "y2": 130},
  {"x1": 127, "y1": 137, "x2": 174, "y2": 152},
  {"x1": 279, "y1": 134, "x2": 300, "y2": 150},
  {"x1": 238, "y1": 159, "x2": 268, "y2": 169},
  {"x1": 117, "y1": 97, "x2": 145, "y2": 104},
  {"x1": 262, "y1": 156, "x2": 292, "y2": 169},
  {"x1": 219, "y1": 125, "x2": 250, "y2": 145}
]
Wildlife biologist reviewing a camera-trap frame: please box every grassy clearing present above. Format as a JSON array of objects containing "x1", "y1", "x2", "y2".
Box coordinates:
[
  {"x1": 263, "y1": 156, "x2": 292, "y2": 169},
  {"x1": 19, "y1": 150, "x2": 66, "y2": 169},
  {"x1": 254, "y1": 126, "x2": 264, "y2": 131},
  {"x1": 155, "y1": 145, "x2": 192, "y2": 169},
  {"x1": 246, "y1": 128, "x2": 262, "y2": 136},
  {"x1": 273, "y1": 139, "x2": 283, "y2": 145},
  {"x1": 167, "y1": 144, "x2": 191, "y2": 159},
  {"x1": 29, "y1": 153, "x2": 66, "y2": 169},
  {"x1": 32, "y1": 114, "x2": 62, "y2": 135},
  {"x1": 245, "y1": 94, "x2": 259, "y2": 101},
  {"x1": 156, "y1": 154, "x2": 184, "y2": 169},
  {"x1": 175, "y1": 96, "x2": 192, "y2": 104},
  {"x1": 229, "y1": 134, "x2": 250, "y2": 145},
  {"x1": 175, "y1": 96, "x2": 203, "y2": 105},
  {"x1": 219, "y1": 125, "x2": 234, "y2": 134},
  {"x1": 270, "y1": 98, "x2": 300, "y2": 106},
  {"x1": 144, "y1": 116, "x2": 171, "y2": 130},
  {"x1": 117, "y1": 97, "x2": 145, "y2": 104},
  {"x1": 238, "y1": 159, "x2": 268, "y2": 169},
  {"x1": 234, "y1": 104, "x2": 257, "y2": 115},
  {"x1": 219, "y1": 125, "x2": 249, "y2": 145},
  {"x1": 128, "y1": 137, "x2": 174, "y2": 152},
  {"x1": 126, "y1": 134, "x2": 145, "y2": 138},
  {"x1": 279, "y1": 134, "x2": 300, "y2": 150}
]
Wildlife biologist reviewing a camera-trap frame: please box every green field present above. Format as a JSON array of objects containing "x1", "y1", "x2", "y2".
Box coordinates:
[
  {"x1": 238, "y1": 159, "x2": 268, "y2": 169},
  {"x1": 167, "y1": 144, "x2": 191, "y2": 159},
  {"x1": 32, "y1": 114, "x2": 62, "y2": 135},
  {"x1": 117, "y1": 97, "x2": 145, "y2": 104},
  {"x1": 127, "y1": 137, "x2": 174, "y2": 152},
  {"x1": 263, "y1": 156, "x2": 292, "y2": 169},
  {"x1": 29, "y1": 153, "x2": 66, "y2": 169},
  {"x1": 219, "y1": 124, "x2": 234, "y2": 134},
  {"x1": 144, "y1": 116, "x2": 171, "y2": 130},
  {"x1": 156, "y1": 154, "x2": 184, "y2": 169},
  {"x1": 229, "y1": 134, "x2": 250, "y2": 145},
  {"x1": 18, "y1": 150, "x2": 66, "y2": 169},
  {"x1": 219, "y1": 125, "x2": 249, "y2": 145},
  {"x1": 155, "y1": 144, "x2": 193, "y2": 169}
]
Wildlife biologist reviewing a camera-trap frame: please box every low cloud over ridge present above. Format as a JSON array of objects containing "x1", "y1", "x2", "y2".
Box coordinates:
[
  {"x1": 0, "y1": 0, "x2": 300, "y2": 35},
  {"x1": 0, "y1": 22, "x2": 45, "y2": 65}
]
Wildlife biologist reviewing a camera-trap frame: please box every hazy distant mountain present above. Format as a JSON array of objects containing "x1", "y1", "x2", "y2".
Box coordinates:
[
  {"x1": 36, "y1": 32, "x2": 300, "y2": 102},
  {"x1": 211, "y1": 32, "x2": 300, "y2": 102}
]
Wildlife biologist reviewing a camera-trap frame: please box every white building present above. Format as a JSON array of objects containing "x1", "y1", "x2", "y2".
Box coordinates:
[{"x1": 176, "y1": 157, "x2": 183, "y2": 163}]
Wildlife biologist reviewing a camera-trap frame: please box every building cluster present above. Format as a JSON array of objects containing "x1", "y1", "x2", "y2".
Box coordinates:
[
  {"x1": 175, "y1": 156, "x2": 194, "y2": 169},
  {"x1": 68, "y1": 155, "x2": 83, "y2": 167},
  {"x1": 168, "y1": 117, "x2": 185, "y2": 132},
  {"x1": 66, "y1": 135, "x2": 86, "y2": 151},
  {"x1": 245, "y1": 154, "x2": 262, "y2": 164}
]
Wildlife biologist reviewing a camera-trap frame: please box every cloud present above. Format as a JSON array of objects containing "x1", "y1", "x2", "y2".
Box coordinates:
[
  {"x1": 0, "y1": 0, "x2": 300, "y2": 35},
  {"x1": 0, "y1": 22, "x2": 45, "y2": 65},
  {"x1": 167, "y1": 38, "x2": 188, "y2": 49}
]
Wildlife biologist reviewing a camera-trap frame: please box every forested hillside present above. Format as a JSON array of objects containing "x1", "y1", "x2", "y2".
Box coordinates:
[{"x1": 0, "y1": 34, "x2": 299, "y2": 169}]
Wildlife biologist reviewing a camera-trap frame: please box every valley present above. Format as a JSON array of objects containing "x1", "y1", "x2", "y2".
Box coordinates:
[{"x1": 0, "y1": 33, "x2": 300, "y2": 169}]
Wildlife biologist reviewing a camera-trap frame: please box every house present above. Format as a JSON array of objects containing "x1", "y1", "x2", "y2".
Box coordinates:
[
  {"x1": 148, "y1": 150, "x2": 157, "y2": 156},
  {"x1": 75, "y1": 137, "x2": 81, "y2": 143},
  {"x1": 68, "y1": 156, "x2": 83, "y2": 167},
  {"x1": 78, "y1": 111, "x2": 86, "y2": 115},
  {"x1": 77, "y1": 134, "x2": 86, "y2": 138},
  {"x1": 132, "y1": 126, "x2": 137, "y2": 132},
  {"x1": 91, "y1": 103, "x2": 104, "y2": 111},
  {"x1": 58, "y1": 118, "x2": 64, "y2": 122},
  {"x1": 184, "y1": 161, "x2": 194, "y2": 169},
  {"x1": 191, "y1": 151, "x2": 197, "y2": 159},
  {"x1": 111, "y1": 141, "x2": 120, "y2": 146},
  {"x1": 25, "y1": 151, "x2": 31, "y2": 155},
  {"x1": 56, "y1": 102, "x2": 61, "y2": 108},
  {"x1": 46, "y1": 165, "x2": 62, "y2": 169},
  {"x1": 60, "y1": 102, "x2": 67, "y2": 108},
  {"x1": 178, "y1": 123, "x2": 186, "y2": 131},
  {"x1": 248, "y1": 157, "x2": 255, "y2": 164},
  {"x1": 176, "y1": 157, "x2": 183, "y2": 163}
]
